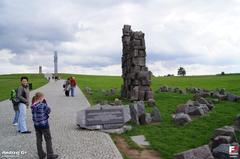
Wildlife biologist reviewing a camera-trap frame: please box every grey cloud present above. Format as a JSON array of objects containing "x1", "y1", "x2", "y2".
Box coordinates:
[
  {"x1": 0, "y1": 0, "x2": 81, "y2": 53},
  {"x1": 1, "y1": 0, "x2": 240, "y2": 75}
]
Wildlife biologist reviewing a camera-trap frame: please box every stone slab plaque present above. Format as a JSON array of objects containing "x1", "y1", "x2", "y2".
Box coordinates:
[{"x1": 85, "y1": 108, "x2": 124, "y2": 126}]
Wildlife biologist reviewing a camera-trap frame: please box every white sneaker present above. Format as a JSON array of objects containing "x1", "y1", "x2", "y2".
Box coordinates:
[{"x1": 12, "y1": 123, "x2": 18, "y2": 126}]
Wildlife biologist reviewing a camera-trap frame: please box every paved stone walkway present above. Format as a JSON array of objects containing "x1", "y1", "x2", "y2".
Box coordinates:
[{"x1": 0, "y1": 79, "x2": 123, "y2": 159}]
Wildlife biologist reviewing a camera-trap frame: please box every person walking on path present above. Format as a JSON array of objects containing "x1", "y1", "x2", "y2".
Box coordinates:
[
  {"x1": 63, "y1": 78, "x2": 71, "y2": 97},
  {"x1": 31, "y1": 92, "x2": 58, "y2": 159},
  {"x1": 70, "y1": 77, "x2": 77, "y2": 97},
  {"x1": 16, "y1": 76, "x2": 31, "y2": 134}
]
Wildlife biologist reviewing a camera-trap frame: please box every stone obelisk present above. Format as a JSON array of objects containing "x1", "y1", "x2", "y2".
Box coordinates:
[
  {"x1": 54, "y1": 51, "x2": 58, "y2": 78},
  {"x1": 39, "y1": 66, "x2": 42, "y2": 74}
]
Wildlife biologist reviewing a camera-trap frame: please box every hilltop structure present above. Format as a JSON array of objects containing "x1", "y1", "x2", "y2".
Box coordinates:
[
  {"x1": 54, "y1": 51, "x2": 58, "y2": 78},
  {"x1": 39, "y1": 66, "x2": 42, "y2": 74}
]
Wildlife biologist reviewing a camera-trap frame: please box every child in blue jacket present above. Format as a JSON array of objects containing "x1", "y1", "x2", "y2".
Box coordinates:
[{"x1": 31, "y1": 92, "x2": 58, "y2": 159}]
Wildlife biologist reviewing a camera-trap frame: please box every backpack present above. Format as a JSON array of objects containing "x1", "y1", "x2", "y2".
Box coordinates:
[{"x1": 10, "y1": 88, "x2": 20, "y2": 105}]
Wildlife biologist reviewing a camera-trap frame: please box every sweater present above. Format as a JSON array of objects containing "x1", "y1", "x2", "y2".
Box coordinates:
[{"x1": 70, "y1": 79, "x2": 76, "y2": 87}]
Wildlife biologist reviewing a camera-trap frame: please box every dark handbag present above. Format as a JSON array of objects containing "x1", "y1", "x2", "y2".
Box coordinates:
[{"x1": 12, "y1": 97, "x2": 20, "y2": 105}]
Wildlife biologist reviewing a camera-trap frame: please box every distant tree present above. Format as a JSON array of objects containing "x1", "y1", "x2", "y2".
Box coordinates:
[
  {"x1": 167, "y1": 74, "x2": 174, "y2": 77},
  {"x1": 221, "y1": 72, "x2": 225, "y2": 75},
  {"x1": 178, "y1": 67, "x2": 186, "y2": 76}
]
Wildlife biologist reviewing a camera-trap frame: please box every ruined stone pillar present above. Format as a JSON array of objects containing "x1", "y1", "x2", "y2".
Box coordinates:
[{"x1": 121, "y1": 25, "x2": 153, "y2": 101}]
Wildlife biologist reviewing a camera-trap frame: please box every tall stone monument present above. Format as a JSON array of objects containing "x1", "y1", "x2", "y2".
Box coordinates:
[
  {"x1": 121, "y1": 25, "x2": 153, "y2": 101},
  {"x1": 54, "y1": 51, "x2": 58, "y2": 78},
  {"x1": 39, "y1": 66, "x2": 42, "y2": 74}
]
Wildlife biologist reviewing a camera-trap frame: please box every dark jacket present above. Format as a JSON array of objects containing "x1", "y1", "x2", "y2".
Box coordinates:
[{"x1": 17, "y1": 85, "x2": 30, "y2": 106}]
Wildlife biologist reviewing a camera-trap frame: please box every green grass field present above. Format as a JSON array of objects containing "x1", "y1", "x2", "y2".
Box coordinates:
[
  {"x1": 0, "y1": 73, "x2": 239, "y2": 158},
  {"x1": 61, "y1": 74, "x2": 240, "y2": 159},
  {"x1": 0, "y1": 74, "x2": 48, "y2": 101}
]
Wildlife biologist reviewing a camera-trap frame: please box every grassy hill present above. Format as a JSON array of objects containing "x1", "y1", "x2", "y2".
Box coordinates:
[
  {"x1": 0, "y1": 74, "x2": 48, "y2": 101},
  {"x1": 61, "y1": 73, "x2": 240, "y2": 159}
]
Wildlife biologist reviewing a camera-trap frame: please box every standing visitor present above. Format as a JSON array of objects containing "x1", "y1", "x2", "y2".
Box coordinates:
[
  {"x1": 10, "y1": 89, "x2": 19, "y2": 126},
  {"x1": 16, "y1": 76, "x2": 31, "y2": 134},
  {"x1": 63, "y1": 78, "x2": 71, "y2": 97},
  {"x1": 70, "y1": 77, "x2": 76, "y2": 97},
  {"x1": 31, "y1": 92, "x2": 58, "y2": 159}
]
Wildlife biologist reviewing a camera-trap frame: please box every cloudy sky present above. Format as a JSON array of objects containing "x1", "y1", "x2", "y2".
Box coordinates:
[{"x1": 0, "y1": 0, "x2": 239, "y2": 76}]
